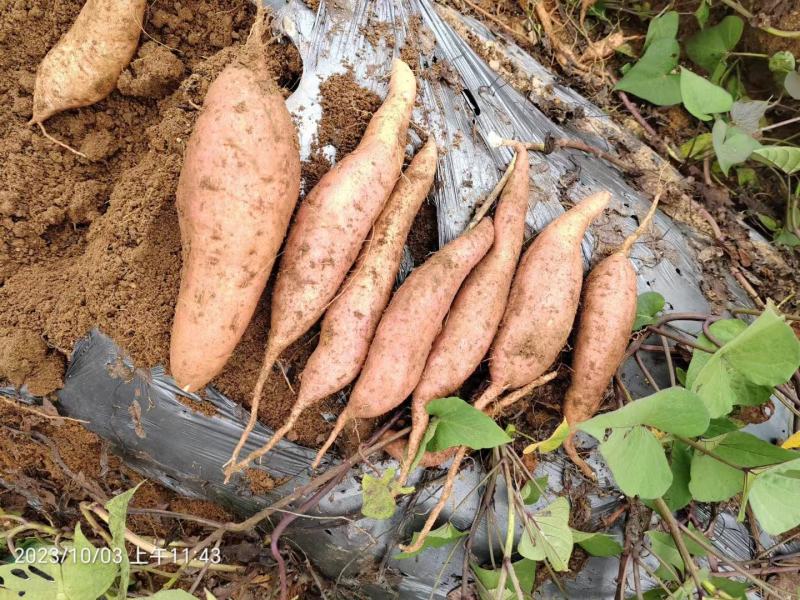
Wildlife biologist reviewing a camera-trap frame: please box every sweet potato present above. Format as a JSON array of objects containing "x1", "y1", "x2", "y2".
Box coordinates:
[
  {"x1": 311, "y1": 218, "x2": 495, "y2": 468},
  {"x1": 478, "y1": 191, "x2": 611, "y2": 407},
  {"x1": 233, "y1": 139, "x2": 438, "y2": 467},
  {"x1": 563, "y1": 196, "x2": 660, "y2": 478},
  {"x1": 31, "y1": 0, "x2": 147, "y2": 124},
  {"x1": 400, "y1": 144, "x2": 530, "y2": 480},
  {"x1": 170, "y1": 16, "x2": 301, "y2": 392},
  {"x1": 225, "y1": 60, "x2": 416, "y2": 479}
]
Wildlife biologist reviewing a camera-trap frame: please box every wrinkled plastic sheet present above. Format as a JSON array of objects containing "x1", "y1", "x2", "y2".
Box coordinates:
[{"x1": 4, "y1": 0, "x2": 794, "y2": 597}]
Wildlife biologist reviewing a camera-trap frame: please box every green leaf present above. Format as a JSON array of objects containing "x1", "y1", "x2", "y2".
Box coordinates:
[
  {"x1": 411, "y1": 419, "x2": 439, "y2": 473},
  {"x1": 686, "y1": 319, "x2": 774, "y2": 416},
  {"x1": 707, "y1": 578, "x2": 748, "y2": 600},
  {"x1": 736, "y1": 167, "x2": 758, "y2": 187},
  {"x1": 689, "y1": 432, "x2": 798, "y2": 502},
  {"x1": 703, "y1": 417, "x2": 739, "y2": 437},
  {"x1": 688, "y1": 307, "x2": 800, "y2": 416},
  {"x1": 785, "y1": 71, "x2": 800, "y2": 99},
  {"x1": 0, "y1": 558, "x2": 61, "y2": 599},
  {"x1": 730, "y1": 100, "x2": 768, "y2": 134},
  {"x1": 395, "y1": 523, "x2": 467, "y2": 559},
  {"x1": 599, "y1": 426, "x2": 673, "y2": 498},
  {"x1": 680, "y1": 133, "x2": 714, "y2": 160},
  {"x1": 646, "y1": 528, "x2": 708, "y2": 579},
  {"x1": 614, "y1": 38, "x2": 682, "y2": 105},
  {"x1": 523, "y1": 418, "x2": 569, "y2": 454},
  {"x1": 690, "y1": 443, "x2": 744, "y2": 502},
  {"x1": 675, "y1": 367, "x2": 687, "y2": 386},
  {"x1": 747, "y1": 457, "x2": 800, "y2": 535},
  {"x1": 633, "y1": 291, "x2": 665, "y2": 330},
  {"x1": 680, "y1": 68, "x2": 733, "y2": 121},
  {"x1": 775, "y1": 228, "x2": 800, "y2": 247},
  {"x1": 694, "y1": 0, "x2": 709, "y2": 28},
  {"x1": 661, "y1": 442, "x2": 692, "y2": 511},
  {"x1": 702, "y1": 431, "x2": 798, "y2": 467},
  {"x1": 472, "y1": 559, "x2": 536, "y2": 598},
  {"x1": 361, "y1": 468, "x2": 414, "y2": 520},
  {"x1": 105, "y1": 483, "x2": 142, "y2": 600},
  {"x1": 425, "y1": 397, "x2": 511, "y2": 451},
  {"x1": 579, "y1": 387, "x2": 709, "y2": 440},
  {"x1": 61, "y1": 524, "x2": 119, "y2": 600},
  {"x1": 686, "y1": 15, "x2": 744, "y2": 73},
  {"x1": 644, "y1": 11, "x2": 679, "y2": 50},
  {"x1": 571, "y1": 530, "x2": 623, "y2": 556},
  {"x1": 520, "y1": 476, "x2": 549, "y2": 504},
  {"x1": 753, "y1": 146, "x2": 800, "y2": 174},
  {"x1": 769, "y1": 51, "x2": 796, "y2": 74},
  {"x1": 518, "y1": 497, "x2": 573, "y2": 571},
  {"x1": 718, "y1": 305, "x2": 800, "y2": 386},
  {"x1": 711, "y1": 119, "x2": 760, "y2": 176}
]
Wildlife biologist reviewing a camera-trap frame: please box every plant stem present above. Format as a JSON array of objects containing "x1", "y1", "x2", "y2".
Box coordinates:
[
  {"x1": 653, "y1": 498, "x2": 704, "y2": 597},
  {"x1": 719, "y1": 0, "x2": 800, "y2": 37},
  {"x1": 493, "y1": 459, "x2": 517, "y2": 599},
  {"x1": 677, "y1": 522, "x2": 786, "y2": 597},
  {"x1": 675, "y1": 435, "x2": 745, "y2": 471}
]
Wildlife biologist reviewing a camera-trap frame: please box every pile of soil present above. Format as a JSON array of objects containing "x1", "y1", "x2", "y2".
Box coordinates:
[{"x1": 0, "y1": 0, "x2": 414, "y2": 455}]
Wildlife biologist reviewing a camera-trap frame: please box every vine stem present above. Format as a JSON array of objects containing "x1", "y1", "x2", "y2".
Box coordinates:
[
  {"x1": 675, "y1": 435, "x2": 745, "y2": 471},
  {"x1": 652, "y1": 498, "x2": 704, "y2": 598},
  {"x1": 493, "y1": 458, "x2": 516, "y2": 599}
]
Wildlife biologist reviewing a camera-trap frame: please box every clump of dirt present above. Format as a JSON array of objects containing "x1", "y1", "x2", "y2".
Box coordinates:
[
  {"x1": 302, "y1": 71, "x2": 383, "y2": 191},
  {"x1": 117, "y1": 42, "x2": 186, "y2": 99},
  {"x1": 245, "y1": 468, "x2": 277, "y2": 494},
  {"x1": 0, "y1": 329, "x2": 64, "y2": 395}
]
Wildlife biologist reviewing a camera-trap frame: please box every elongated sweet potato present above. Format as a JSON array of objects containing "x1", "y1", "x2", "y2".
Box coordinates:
[
  {"x1": 31, "y1": 0, "x2": 147, "y2": 124},
  {"x1": 401, "y1": 144, "x2": 530, "y2": 480},
  {"x1": 478, "y1": 191, "x2": 611, "y2": 406},
  {"x1": 170, "y1": 17, "x2": 301, "y2": 392},
  {"x1": 563, "y1": 197, "x2": 659, "y2": 478},
  {"x1": 225, "y1": 60, "x2": 416, "y2": 479},
  {"x1": 311, "y1": 218, "x2": 495, "y2": 468},
  {"x1": 234, "y1": 139, "x2": 438, "y2": 467}
]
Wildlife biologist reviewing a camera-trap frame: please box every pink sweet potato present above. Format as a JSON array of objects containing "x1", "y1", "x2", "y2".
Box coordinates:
[
  {"x1": 478, "y1": 191, "x2": 611, "y2": 406},
  {"x1": 400, "y1": 144, "x2": 530, "y2": 479},
  {"x1": 225, "y1": 60, "x2": 416, "y2": 478},
  {"x1": 170, "y1": 19, "x2": 301, "y2": 393},
  {"x1": 563, "y1": 197, "x2": 659, "y2": 477},
  {"x1": 31, "y1": 0, "x2": 147, "y2": 124},
  {"x1": 234, "y1": 139, "x2": 438, "y2": 467},
  {"x1": 312, "y1": 218, "x2": 495, "y2": 467}
]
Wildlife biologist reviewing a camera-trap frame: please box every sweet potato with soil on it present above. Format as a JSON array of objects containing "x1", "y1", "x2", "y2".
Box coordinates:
[
  {"x1": 234, "y1": 139, "x2": 438, "y2": 467},
  {"x1": 311, "y1": 218, "x2": 496, "y2": 468},
  {"x1": 225, "y1": 59, "x2": 417, "y2": 479},
  {"x1": 400, "y1": 144, "x2": 530, "y2": 480},
  {"x1": 563, "y1": 197, "x2": 660, "y2": 478},
  {"x1": 30, "y1": 0, "x2": 147, "y2": 124},
  {"x1": 170, "y1": 15, "x2": 301, "y2": 393},
  {"x1": 477, "y1": 191, "x2": 611, "y2": 408}
]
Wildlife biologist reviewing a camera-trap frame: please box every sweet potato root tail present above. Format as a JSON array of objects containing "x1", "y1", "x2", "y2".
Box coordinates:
[
  {"x1": 618, "y1": 193, "x2": 660, "y2": 257},
  {"x1": 224, "y1": 344, "x2": 282, "y2": 481},
  {"x1": 399, "y1": 396, "x2": 430, "y2": 483},
  {"x1": 311, "y1": 409, "x2": 350, "y2": 469},
  {"x1": 398, "y1": 446, "x2": 468, "y2": 554},
  {"x1": 563, "y1": 433, "x2": 597, "y2": 480}
]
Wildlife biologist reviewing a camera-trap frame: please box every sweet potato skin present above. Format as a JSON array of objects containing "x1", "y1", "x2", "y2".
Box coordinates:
[
  {"x1": 310, "y1": 218, "x2": 495, "y2": 468},
  {"x1": 402, "y1": 145, "x2": 530, "y2": 475},
  {"x1": 346, "y1": 217, "x2": 495, "y2": 419},
  {"x1": 489, "y1": 191, "x2": 610, "y2": 391},
  {"x1": 299, "y1": 139, "x2": 438, "y2": 404},
  {"x1": 414, "y1": 146, "x2": 529, "y2": 403},
  {"x1": 31, "y1": 0, "x2": 147, "y2": 123},
  {"x1": 267, "y1": 60, "x2": 416, "y2": 355},
  {"x1": 170, "y1": 60, "x2": 301, "y2": 391},
  {"x1": 563, "y1": 252, "x2": 637, "y2": 426}
]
